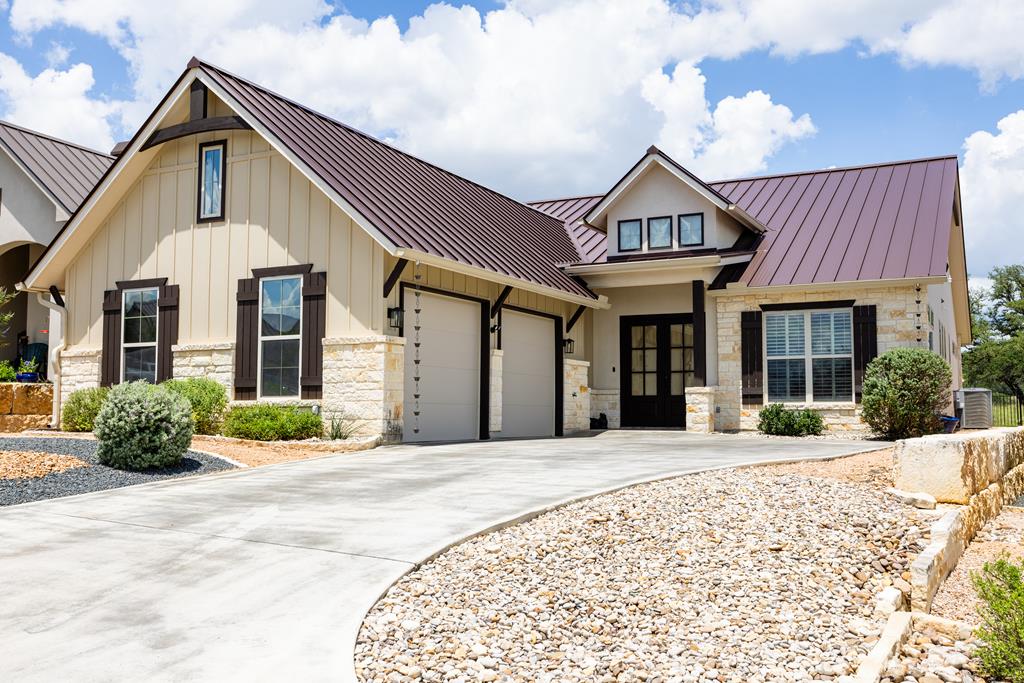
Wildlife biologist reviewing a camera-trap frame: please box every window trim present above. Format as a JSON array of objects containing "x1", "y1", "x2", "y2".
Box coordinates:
[
  {"x1": 257, "y1": 273, "x2": 303, "y2": 400},
  {"x1": 120, "y1": 286, "x2": 159, "y2": 384},
  {"x1": 197, "y1": 139, "x2": 227, "y2": 223},
  {"x1": 763, "y1": 307, "x2": 855, "y2": 404},
  {"x1": 617, "y1": 218, "x2": 642, "y2": 252},
  {"x1": 677, "y1": 212, "x2": 704, "y2": 247},
  {"x1": 646, "y1": 215, "x2": 673, "y2": 250}
]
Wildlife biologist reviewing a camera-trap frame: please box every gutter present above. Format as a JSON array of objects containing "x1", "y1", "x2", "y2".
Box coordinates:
[{"x1": 16, "y1": 282, "x2": 66, "y2": 428}]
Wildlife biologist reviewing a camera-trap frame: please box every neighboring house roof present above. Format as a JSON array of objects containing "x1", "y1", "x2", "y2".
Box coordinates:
[
  {"x1": 0, "y1": 119, "x2": 114, "y2": 214},
  {"x1": 532, "y1": 155, "x2": 960, "y2": 287},
  {"x1": 194, "y1": 60, "x2": 594, "y2": 300}
]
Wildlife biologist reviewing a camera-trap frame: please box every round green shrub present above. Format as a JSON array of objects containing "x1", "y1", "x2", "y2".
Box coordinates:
[
  {"x1": 221, "y1": 404, "x2": 323, "y2": 441},
  {"x1": 757, "y1": 403, "x2": 825, "y2": 436},
  {"x1": 163, "y1": 378, "x2": 228, "y2": 435},
  {"x1": 0, "y1": 360, "x2": 15, "y2": 382},
  {"x1": 94, "y1": 381, "x2": 194, "y2": 470},
  {"x1": 62, "y1": 386, "x2": 110, "y2": 432},
  {"x1": 861, "y1": 347, "x2": 952, "y2": 440}
]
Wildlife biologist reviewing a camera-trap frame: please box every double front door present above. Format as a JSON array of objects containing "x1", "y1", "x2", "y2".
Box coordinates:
[{"x1": 620, "y1": 314, "x2": 695, "y2": 428}]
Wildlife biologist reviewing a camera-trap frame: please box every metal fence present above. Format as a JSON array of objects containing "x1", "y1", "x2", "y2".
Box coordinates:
[{"x1": 993, "y1": 392, "x2": 1023, "y2": 427}]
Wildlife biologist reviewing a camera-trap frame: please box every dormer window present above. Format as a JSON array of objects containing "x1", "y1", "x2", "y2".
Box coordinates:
[
  {"x1": 618, "y1": 219, "x2": 642, "y2": 252},
  {"x1": 679, "y1": 213, "x2": 703, "y2": 246},
  {"x1": 648, "y1": 216, "x2": 672, "y2": 249},
  {"x1": 197, "y1": 140, "x2": 226, "y2": 222}
]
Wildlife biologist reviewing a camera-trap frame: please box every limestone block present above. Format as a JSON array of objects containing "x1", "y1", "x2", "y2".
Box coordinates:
[
  {"x1": 13, "y1": 383, "x2": 54, "y2": 415},
  {"x1": 0, "y1": 383, "x2": 12, "y2": 413},
  {"x1": 0, "y1": 413, "x2": 50, "y2": 431}
]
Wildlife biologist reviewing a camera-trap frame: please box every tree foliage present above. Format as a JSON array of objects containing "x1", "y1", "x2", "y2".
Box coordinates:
[
  {"x1": 964, "y1": 335, "x2": 1024, "y2": 402},
  {"x1": 988, "y1": 264, "x2": 1024, "y2": 338},
  {"x1": 0, "y1": 286, "x2": 14, "y2": 350},
  {"x1": 964, "y1": 264, "x2": 1024, "y2": 403}
]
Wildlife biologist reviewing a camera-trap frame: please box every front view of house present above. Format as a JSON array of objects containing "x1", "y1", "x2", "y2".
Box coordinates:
[{"x1": 19, "y1": 58, "x2": 971, "y2": 440}]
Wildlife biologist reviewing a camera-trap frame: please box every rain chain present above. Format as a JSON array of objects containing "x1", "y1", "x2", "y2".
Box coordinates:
[{"x1": 412, "y1": 262, "x2": 423, "y2": 435}]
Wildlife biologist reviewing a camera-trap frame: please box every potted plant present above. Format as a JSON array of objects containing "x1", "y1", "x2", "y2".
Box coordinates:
[{"x1": 16, "y1": 358, "x2": 39, "y2": 383}]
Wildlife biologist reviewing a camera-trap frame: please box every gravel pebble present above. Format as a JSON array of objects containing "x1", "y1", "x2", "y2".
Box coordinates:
[
  {"x1": 355, "y1": 468, "x2": 931, "y2": 682},
  {"x1": 0, "y1": 450, "x2": 87, "y2": 479},
  {"x1": 0, "y1": 437, "x2": 235, "y2": 506},
  {"x1": 883, "y1": 623, "x2": 1009, "y2": 683}
]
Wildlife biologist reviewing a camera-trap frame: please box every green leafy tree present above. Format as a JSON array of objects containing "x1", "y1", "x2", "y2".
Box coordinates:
[
  {"x1": 964, "y1": 335, "x2": 1024, "y2": 405},
  {"x1": 0, "y1": 286, "x2": 14, "y2": 349},
  {"x1": 989, "y1": 265, "x2": 1024, "y2": 338},
  {"x1": 969, "y1": 284, "x2": 992, "y2": 343}
]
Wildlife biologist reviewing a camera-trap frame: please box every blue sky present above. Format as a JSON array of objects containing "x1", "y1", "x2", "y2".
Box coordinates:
[{"x1": 0, "y1": 1, "x2": 1021, "y2": 278}]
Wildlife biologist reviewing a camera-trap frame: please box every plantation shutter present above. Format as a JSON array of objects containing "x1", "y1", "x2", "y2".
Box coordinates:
[
  {"x1": 740, "y1": 310, "x2": 763, "y2": 406},
  {"x1": 100, "y1": 289, "x2": 121, "y2": 387},
  {"x1": 853, "y1": 304, "x2": 878, "y2": 402},
  {"x1": 300, "y1": 271, "x2": 327, "y2": 399},
  {"x1": 156, "y1": 284, "x2": 179, "y2": 383},
  {"x1": 234, "y1": 277, "x2": 259, "y2": 400}
]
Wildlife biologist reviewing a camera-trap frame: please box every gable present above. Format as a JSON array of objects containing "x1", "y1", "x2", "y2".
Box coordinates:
[{"x1": 0, "y1": 149, "x2": 64, "y2": 249}]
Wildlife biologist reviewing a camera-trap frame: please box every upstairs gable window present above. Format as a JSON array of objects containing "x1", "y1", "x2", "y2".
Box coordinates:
[
  {"x1": 198, "y1": 140, "x2": 226, "y2": 222},
  {"x1": 679, "y1": 213, "x2": 704, "y2": 246},
  {"x1": 618, "y1": 219, "x2": 642, "y2": 252},
  {"x1": 648, "y1": 216, "x2": 672, "y2": 249}
]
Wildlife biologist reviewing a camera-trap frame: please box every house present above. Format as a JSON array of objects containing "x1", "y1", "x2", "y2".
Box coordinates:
[
  {"x1": 19, "y1": 58, "x2": 970, "y2": 439},
  {"x1": 0, "y1": 121, "x2": 112, "y2": 371}
]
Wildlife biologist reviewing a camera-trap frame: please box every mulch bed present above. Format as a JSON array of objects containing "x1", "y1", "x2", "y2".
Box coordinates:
[{"x1": 0, "y1": 437, "x2": 235, "y2": 506}]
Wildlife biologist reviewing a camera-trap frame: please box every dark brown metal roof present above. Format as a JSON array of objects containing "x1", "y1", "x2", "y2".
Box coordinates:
[
  {"x1": 528, "y1": 195, "x2": 605, "y2": 263},
  {"x1": 0, "y1": 119, "x2": 114, "y2": 213},
  {"x1": 533, "y1": 156, "x2": 959, "y2": 286},
  {"x1": 195, "y1": 60, "x2": 594, "y2": 300}
]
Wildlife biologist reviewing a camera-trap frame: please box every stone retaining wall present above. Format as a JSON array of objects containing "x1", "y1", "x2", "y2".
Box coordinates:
[
  {"x1": 0, "y1": 383, "x2": 53, "y2": 431},
  {"x1": 563, "y1": 359, "x2": 590, "y2": 434}
]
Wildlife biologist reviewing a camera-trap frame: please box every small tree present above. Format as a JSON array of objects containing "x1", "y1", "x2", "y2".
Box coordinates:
[
  {"x1": 971, "y1": 555, "x2": 1024, "y2": 681},
  {"x1": 861, "y1": 347, "x2": 951, "y2": 439},
  {"x1": 0, "y1": 286, "x2": 14, "y2": 350}
]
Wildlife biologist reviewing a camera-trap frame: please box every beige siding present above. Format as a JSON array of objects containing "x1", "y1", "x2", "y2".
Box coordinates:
[{"x1": 64, "y1": 130, "x2": 385, "y2": 347}]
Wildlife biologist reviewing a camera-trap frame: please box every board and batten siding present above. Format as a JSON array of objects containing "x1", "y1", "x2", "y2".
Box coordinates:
[{"x1": 64, "y1": 130, "x2": 385, "y2": 348}]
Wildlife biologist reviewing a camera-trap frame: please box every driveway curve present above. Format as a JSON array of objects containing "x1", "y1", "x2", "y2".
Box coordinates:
[{"x1": 0, "y1": 431, "x2": 883, "y2": 682}]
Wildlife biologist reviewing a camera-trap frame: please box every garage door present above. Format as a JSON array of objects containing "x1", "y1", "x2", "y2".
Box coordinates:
[
  {"x1": 403, "y1": 291, "x2": 481, "y2": 442},
  {"x1": 501, "y1": 310, "x2": 556, "y2": 438}
]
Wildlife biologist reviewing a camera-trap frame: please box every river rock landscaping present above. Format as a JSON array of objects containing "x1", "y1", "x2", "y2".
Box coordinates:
[
  {"x1": 881, "y1": 619, "x2": 1007, "y2": 683},
  {"x1": 356, "y1": 466, "x2": 933, "y2": 682},
  {"x1": 0, "y1": 437, "x2": 235, "y2": 506}
]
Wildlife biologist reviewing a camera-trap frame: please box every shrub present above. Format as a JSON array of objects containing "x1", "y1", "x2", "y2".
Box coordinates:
[
  {"x1": 325, "y1": 411, "x2": 360, "y2": 440},
  {"x1": 94, "y1": 381, "x2": 193, "y2": 470},
  {"x1": 971, "y1": 555, "x2": 1024, "y2": 681},
  {"x1": 221, "y1": 404, "x2": 323, "y2": 441},
  {"x1": 0, "y1": 360, "x2": 14, "y2": 382},
  {"x1": 163, "y1": 378, "x2": 228, "y2": 435},
  {"x1": 861, "y1": 347, "x2": 951, "y2": 440},
  {"x1": 62, "y1": 386, "x2": 110, "y2": 432},
  {"x1": 757, "y1": 403, "x2": 825, "y2": 436}
]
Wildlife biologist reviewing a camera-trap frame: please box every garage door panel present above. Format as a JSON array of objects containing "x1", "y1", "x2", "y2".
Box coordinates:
[
  {"x1": 403, "y1": 292, "x2": 480, "y2": 442},
  {"x1": 501, "y1": 311, "x2": 555, "y2": 438}
]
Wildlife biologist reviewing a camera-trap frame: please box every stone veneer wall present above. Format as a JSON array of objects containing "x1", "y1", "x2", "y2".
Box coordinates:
[
  {"x1": 489, "y1": 349, "x2": 503, "y2": 434},
  {"x1": 322, "y1": 336, "x2": 404, "y2": 442},
  {"x1": 59, "y1": 347, "x2": 101, "y2": 406},
  {"x1": 590, "y1": 388, "x2": 620, "y2": 428},
  {"x1": 563, "y1": 359, "x2": 590, "y2": 434},
  {"x1": 0, "y1": 383, "x2": 53, "y2": 431},
  {"x1": 714, "y1": 285, "x2": 925, "y2": 431},
  {"x1": 171, "y1": 343, "x2": 234, "y2": 393}
]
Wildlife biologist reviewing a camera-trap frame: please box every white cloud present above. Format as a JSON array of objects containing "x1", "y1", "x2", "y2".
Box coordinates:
[
  {"x1": 44, "y1": 42, "x2": 71, "y2": 68},
  {"x1": 960, "y1": 110, "x2": 1024, "y2": 277},
  {"x1": 0, "y1": 54, "x2": 123, "y2": 151}
]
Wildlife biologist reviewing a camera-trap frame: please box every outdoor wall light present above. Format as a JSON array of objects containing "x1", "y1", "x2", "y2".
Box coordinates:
[
  {"x1": 387, "y1": 307, "x2": 403, "y2": 329},
  {"x1": 562, "y1": 337, "x2": 575, "y2": 354}
]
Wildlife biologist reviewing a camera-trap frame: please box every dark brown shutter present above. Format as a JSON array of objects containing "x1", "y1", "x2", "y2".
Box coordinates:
[
  {"x1": 101, "y1": 289, "x2": 121, "y2": 387},
  {"x1": 741, "y1": 310, "x2": 763, "y2": 405},
  {"x1": 234, "y1": 277, "x2": 259, "y2": 400},
  {"x1": 853, "y1": 304, "x2": 878, "y2": 402},
  {"x1": 692, "y1": 280, "x2": 706, "y2": 386},
  {"x1": 156, "y1": 284, "x2": 179, "y2": 383},
  {"x1": 300, "y1": 271, "x2": 327, "y2": 399}
]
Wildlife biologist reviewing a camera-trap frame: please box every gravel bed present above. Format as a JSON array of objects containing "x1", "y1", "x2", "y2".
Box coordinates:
[
  {"x1": 0, "y1": 437, "x2": 235, "y2": 506},
  {"x1": 356, "y1": 469, "x2": 931, "y2": 682},
  {"x1": 882, "y1": 621, "x2": 1007, "y2": 683}
]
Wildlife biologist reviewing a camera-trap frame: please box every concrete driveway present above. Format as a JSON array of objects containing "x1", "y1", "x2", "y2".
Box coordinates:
[{"x1": 0, "y1": 431, "x2": 883, "y2": 682}]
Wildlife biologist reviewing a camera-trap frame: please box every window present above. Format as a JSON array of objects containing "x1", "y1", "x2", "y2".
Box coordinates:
[
  {"x1": 618, "y1": 219, "x2": 641, "y2": 252},
  {"x1": 198, "y1": 140, "x2": 226, "y2": 222},
  {"x1": 648, "y1": 216, "x2": 672, "y2": 249},
  {"x1": 765, "y1": 309, "x2": 853, "y2": 403},
  {"x1": 629, "y1": 324, "x2": 657, "y2": 396},
  {"x1": 678, "y1": 213, "x2": 704, "y2": 246},
  {"x1": 259, "y1": 276, "x2": 302, "y2": 397},
  {"x1": 122, "y1": 288, "x2": 158, "y2": 383}
]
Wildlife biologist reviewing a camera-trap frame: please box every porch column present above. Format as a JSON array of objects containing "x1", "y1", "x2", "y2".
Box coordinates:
[{"x1": 692, "y1": 280, "x2": 706, "y2": 385}]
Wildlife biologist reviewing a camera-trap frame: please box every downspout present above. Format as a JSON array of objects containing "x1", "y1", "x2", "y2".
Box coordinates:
[{"x1": 35, "y1": 289, "x2": 66, "y2": 429}]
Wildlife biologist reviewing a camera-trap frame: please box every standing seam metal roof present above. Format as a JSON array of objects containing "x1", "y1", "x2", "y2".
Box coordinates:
[
  {"x1": 531, "y1": 156, "x2": 959, "y2": 286},
  {"x1": 0, "y1": 120, "x2": 113, "y2": 213},
  {"x1": 196, "y1": 61, "x2": 593, "y2": 300}
]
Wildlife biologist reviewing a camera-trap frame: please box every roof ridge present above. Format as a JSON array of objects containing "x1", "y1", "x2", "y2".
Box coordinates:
[
  {"x1": 708, "y1": 155, "x2": 959, "y2": 186},
  {"x1": 0, "y1": 119, "x2": 114, "y2": 159},
  {"x1": 193, "y1": 58, "x2": 565, "y2": 230},
  {"x1": 527, "y1": 194, "x2": 605, "y2": 205}
]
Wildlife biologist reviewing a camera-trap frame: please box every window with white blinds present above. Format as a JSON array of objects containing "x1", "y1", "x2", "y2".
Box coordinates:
[{"x1": 765, "y1": 309, "x2": 854, "y2": 403}]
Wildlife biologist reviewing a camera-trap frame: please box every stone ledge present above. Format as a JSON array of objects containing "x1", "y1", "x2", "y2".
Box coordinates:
[
  {"x1": 173, "y1": 341, "x2": 235, "y2": 352},
  {"x1": 323, "y1": 335, "x2": 405, "y2": 347},
  {"x1": 564, "y1": 358, "x2": 590, "y2": 368},
  {"x1": 60, "y1": 347, "x2": 101, "y2": 359}
]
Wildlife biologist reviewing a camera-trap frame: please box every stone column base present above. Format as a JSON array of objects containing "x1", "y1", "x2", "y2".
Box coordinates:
[
  {"x1": 685, "y1": 386, "x2": 716, "y2": 433},
  {"x1": 489, "y1": 349, "x2": 503, "y2": 434},
  {"x1": 563, "y1": 359, "x2": 590, "y2": 434},
  {"x1": 590, "y1": 388, "x2": 620, "y2": 429},
  {"x1": 59, "y1": 347, "x2": 101, "y2": 407},
  {"x1": 322, "y1": 336, "x2": 405, "y2": 442},
  {"x1": 172, "y1": 342, "x2": 234, "y2": 392}
]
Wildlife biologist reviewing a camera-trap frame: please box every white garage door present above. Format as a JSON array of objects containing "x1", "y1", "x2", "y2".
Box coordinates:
[
  {"x1": 403, "y1": 291, "x2": 481, "y2": 442},
  {"x1": 501, "y1": 310, "x2": 556, "y2": 438}
]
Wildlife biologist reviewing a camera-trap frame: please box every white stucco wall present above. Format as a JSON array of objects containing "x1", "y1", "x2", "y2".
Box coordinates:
[
  {"x1": 928, "y1": 278, "x2": 963, "y2": 390},
  {"x1": 0, "y1": 150, "x2": 63, "y2": 249}
]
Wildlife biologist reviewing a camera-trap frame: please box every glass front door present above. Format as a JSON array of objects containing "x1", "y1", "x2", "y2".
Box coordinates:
[{"x1": 620, "y1": 314, "x2": 695, "y2": 428}]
